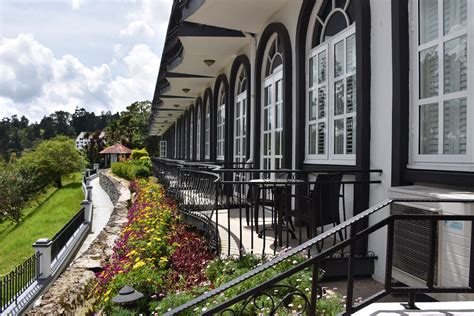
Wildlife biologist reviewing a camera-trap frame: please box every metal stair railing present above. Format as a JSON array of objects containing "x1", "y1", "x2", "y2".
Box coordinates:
[{"x1": 164, "y1": 198, "x2": 474, "y2": 316}]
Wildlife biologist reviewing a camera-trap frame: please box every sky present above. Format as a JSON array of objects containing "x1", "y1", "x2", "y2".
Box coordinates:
[{"x1": 0, "y1": 0, "x2": 173, "y2": 123}]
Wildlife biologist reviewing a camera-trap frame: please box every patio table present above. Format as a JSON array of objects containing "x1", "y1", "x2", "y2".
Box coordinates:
[{"x1": 249, "y1": 178, "x2": 303, "y2": 246}]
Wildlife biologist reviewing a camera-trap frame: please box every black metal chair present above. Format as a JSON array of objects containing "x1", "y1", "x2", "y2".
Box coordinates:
[{"x1": 285, "y1": 173, "x2": 344, "y2": 246}]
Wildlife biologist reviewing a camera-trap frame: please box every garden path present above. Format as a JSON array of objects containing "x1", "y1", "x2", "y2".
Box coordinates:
[{"x1": 75, "y1": 177, "x2": 114, "y2": 258}]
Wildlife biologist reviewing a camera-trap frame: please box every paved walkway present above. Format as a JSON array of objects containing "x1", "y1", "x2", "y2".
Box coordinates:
[{"x1": 75, "y1": 176, "x2": 114, "y2": 258}]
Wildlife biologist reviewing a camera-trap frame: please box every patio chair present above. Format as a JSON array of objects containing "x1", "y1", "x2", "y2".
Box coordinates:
[{"x1": 285, "y1": 173, "x2": 344, "y2": 244}]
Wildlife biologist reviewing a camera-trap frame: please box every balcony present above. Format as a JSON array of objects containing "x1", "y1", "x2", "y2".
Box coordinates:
[{"x1": 152, "y1": 158, "x2": 474, "y2": 315}]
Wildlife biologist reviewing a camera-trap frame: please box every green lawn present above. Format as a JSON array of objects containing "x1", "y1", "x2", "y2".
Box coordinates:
[{"x1": 0, "y1": 173, "x2": 84, "y2": 276}]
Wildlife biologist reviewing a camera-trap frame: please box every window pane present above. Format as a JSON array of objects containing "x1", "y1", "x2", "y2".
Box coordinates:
[
  {"x1": 236, "y1": 138, "x2": 241, "y2": 156},
  {"x1": 318, "y1": 87, "x2": 326, "y2": 119},
  {"x1": 265, "y1": 86, "x2": 271, "y2": 105},
  {"x1": 264, "y1": 108, "x2": 270, "y2": 131},
  {"x1": 318, "y1": 51, "x2": 326, "y2": 83},
  {"x1": 346, "y1": 117, "x2": 355, "y2": 154},
  {"x1": 334, "y1": 80, "x2": 345, "y2": 116},
  {"x1": 275, "y1": 103, "x2": 282, "y2": 129},
  {"x1": 276, "y1": 80, "x2": 282, "y2": 102},
  {"x1": 346, "y1": 34, "x2": 356, "y2": 73},
  {"x1": 309, "y1": 90, "x2": 317, "y2": 120},
  {"x1": 309, "y1": 57, "x2": 317, "y2": 87},
  {"x1": 334, "y1": 119, "x2": 344, "y2": 154},
  {"x1": 346, "y1": 75, "x2": 356, "y2": 113},
  {"x1": 444, "y1": 35, "x2": 467, "y2": 94},
  {"x1": 443, "y1": 98, "x2": 467, "y2": 154},
  {"x1": 419, "y1": 103, "x2": 439, "y2": 154},
  {"x1": 334, "y1": 40, "x2": 344, "y2": 77},
  {"x1": 443, "y1": 0, "x2": 467, "y2": 35},
  {"x1": 419, "y1": 0, "x2": 438, "y2": 44},
  {"x1": 318, "y1": 122, "x2": 325, "y2": 155},
  {"x1": 309, "y1": 124, "x2": 316, "y2": 155},
  {"x1": 419, "y1": 46, "x2": 439, "y2": 99},
  {"x1": 275, "y1": 131, "x2": 281, "y2": 155}
]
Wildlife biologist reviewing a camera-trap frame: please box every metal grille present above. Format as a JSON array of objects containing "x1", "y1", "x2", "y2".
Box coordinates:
[{"x1": 391, "y1": 203, "x2": 439, "y2": 284}]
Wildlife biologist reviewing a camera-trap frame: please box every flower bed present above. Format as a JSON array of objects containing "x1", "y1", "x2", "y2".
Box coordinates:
[
  {"x1": 93, "y1": 179, "x2": 215, "y2": 314},
  {"x1": 93, "y1": 178, "x2": 344, "y2": 315}
]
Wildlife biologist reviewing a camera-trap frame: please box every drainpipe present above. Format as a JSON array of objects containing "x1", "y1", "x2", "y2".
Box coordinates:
[{"x1": 244, "y1": 32, "x2": 257, "y2": 164}]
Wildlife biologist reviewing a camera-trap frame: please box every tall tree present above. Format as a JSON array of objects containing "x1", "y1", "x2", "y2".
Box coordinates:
[{"x1": 20, "y1": 136, "x2": 86, "y2": 188}]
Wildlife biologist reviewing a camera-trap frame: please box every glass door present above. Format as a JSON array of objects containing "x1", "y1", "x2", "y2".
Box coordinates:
[
  {"x1": 234, "y1": 91, "x2": 247, "y2": 194},
  {"x1": 262, "y1": 66, "x2": 284, "y2": 178}
]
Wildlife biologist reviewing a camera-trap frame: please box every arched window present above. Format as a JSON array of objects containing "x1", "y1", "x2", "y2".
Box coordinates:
[
  {"x1": 189, "y1": 107, "x2": 194, "y2": 160},
  {"x1": 262, "y1": 34, "x2": 284, "y2": 171},
  {"x1": 306, "y1": 0, "x2": 356, "y2": 165},
  {"x1": 234, "y1": 66, "x2": 248, "y2": 165},
  {"x1": 216, "y1": 86, "x2": 226, "y2": 161},
  {"x1": 196, "y1": 104, "x2": 201, "y2": 160},
  {"x1": 204, "y1": 97, "x2": 211, "y2": 160}
]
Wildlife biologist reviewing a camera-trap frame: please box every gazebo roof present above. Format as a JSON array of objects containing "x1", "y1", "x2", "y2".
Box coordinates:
[{"x1": 100, "y1": 143, "x2": 132, "y2": 155}]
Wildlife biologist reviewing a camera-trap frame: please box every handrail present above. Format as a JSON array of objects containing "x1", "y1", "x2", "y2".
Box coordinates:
[{"x1": 165, "y1": 198, "x2": 474, "y2": 315}]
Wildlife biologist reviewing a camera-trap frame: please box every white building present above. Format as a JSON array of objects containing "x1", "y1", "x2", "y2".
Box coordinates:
[
  {"x1": 75, "y1": 132, "x2": 105, "y2": 149},
  {"x1": 149, "y1": 0, "x2": 474, "y2": 305}
]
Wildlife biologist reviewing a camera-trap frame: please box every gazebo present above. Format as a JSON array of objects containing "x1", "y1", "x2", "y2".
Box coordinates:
[{"x1": 100, "y1": 143, "x2": 132, "y2": 167}]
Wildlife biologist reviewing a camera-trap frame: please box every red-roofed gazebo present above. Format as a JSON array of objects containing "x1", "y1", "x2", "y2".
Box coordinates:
[{"x1": 100, "y1": 143, "x2": 132, "y2": 167}]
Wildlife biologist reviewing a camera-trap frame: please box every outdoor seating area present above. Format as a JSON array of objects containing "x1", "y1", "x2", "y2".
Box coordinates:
[{"x1": 153, "y1": 157, "x2": 382, "y2": 261}]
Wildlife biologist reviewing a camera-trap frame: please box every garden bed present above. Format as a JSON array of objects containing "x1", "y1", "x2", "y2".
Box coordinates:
[{"x1": 93, "y1": 179, "x2": 344, "y2": 315}]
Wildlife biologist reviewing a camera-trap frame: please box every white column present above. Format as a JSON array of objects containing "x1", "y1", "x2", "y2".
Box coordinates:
[
  {"x1": 86, "y1": 185, "x2": 93, "y2": 202},
  {"x1": 81, "y1": 200, "x2": 93, "y2": 233},
  {"x1": 32, "y1": 238, "x2": 53, "y2": 279},
  {"x1": 93, "y1": 163, "x2": 99, "y2": 172}
]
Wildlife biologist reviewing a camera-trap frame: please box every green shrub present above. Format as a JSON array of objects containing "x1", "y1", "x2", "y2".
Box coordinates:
[
  {"x1": 111, "y1": 161, "x2": 151, "y2": 181},
  {"x1": 131, "y1": 148, "x2": 149, "y2": 161}
]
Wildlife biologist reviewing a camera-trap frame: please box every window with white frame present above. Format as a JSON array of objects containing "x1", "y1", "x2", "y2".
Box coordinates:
[
  {"x1": 196, "y1": 107, "x2": 201, "y2": 160},
  {"x1": 410, "y1": 0, "x2": 472, "y2": 170},
  {"x1": 262, "y1": 34, "x2": 284, "y2": 171},
  {"x1": 306, "y1": 23, "x2": 356, "y2": 165},
  {"x1": 205, "y1": 99, "x2": 211, "y2": 160},
  {"x1": 160, "y1": 140, "x2": 167, "y2": 158},
  {"x1": 189, "y1": 109, "x2": 194, "y2": 160},
  {"x1": 234, "y1": 67, "x2": 248, "y2": 165},
  {"x1": 216, "y1": 88, "x2": 226, "y2": 161}
]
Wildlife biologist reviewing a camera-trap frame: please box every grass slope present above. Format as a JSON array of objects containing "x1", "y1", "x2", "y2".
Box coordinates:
[{"x1": 0, "y1": 173, "x2": 84, "y2": 276}]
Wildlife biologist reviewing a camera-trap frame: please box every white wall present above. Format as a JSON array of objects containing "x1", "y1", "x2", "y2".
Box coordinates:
[{"x1": 367, "y1": 0, "x2": 394, "y2": 282}]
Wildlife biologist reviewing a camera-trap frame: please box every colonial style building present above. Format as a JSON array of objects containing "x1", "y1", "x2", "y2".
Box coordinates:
[{"x1": 150, "y1": 0, "x2": 474, "y2": 302}]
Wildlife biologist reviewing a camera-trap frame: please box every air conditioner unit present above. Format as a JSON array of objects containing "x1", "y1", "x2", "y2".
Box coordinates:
[{"x1": 389, "y1": 185, "x2": 474, "y2": 302}]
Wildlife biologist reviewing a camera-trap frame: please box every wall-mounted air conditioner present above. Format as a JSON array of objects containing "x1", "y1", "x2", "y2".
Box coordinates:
[{"x1": 389, "y1": 185, "x2": 474, "y2": 302}]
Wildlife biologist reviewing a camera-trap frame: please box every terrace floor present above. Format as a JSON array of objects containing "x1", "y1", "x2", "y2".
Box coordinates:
[{"x1": 204, "y1": 207, "x2": 345, "y2": 257}]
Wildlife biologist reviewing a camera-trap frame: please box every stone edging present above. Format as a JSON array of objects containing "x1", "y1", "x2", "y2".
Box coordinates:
[{"x1": 27, "y1": 171, "x2": 130, "y2": 315}]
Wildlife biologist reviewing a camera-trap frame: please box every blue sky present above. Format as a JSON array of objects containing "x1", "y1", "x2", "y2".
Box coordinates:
[{"x1": 0, "y1": 0, "x2": 173, "y2": 122}]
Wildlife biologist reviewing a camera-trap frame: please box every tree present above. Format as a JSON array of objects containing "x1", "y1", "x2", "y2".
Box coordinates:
[
  {"x1": 20, "y1": 136, "x2": 86, "y2": 188},
  {"x1": 40, "y1": 116, "x2": 56, "y2": 139},
  {"x1": 105, "y1": 101, "x2": 153, "y2": 150},
  {"x1": 83, "y1": 131, "x2": 106, "y2": 167},
  {"x1": 52, "y1": 111, "x2": 75, "y2": 136},
  {"x1": 0, "y1": 164, "x2": 37, "y2": 223}
]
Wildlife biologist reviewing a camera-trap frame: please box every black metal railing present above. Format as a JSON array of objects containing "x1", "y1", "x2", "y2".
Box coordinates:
[
  {"x1": 165, "y1": 198, "x2": 474, "y2": 315},
  {"x1": 153, "y1": 159, "x2": 382, "y2": 264},
  {"x1": 0, "y1": 252, "x2": 41, "y2": 312},
  {"x1": 51, "y1": 207, "x2": 86, "y2": 261},
  {"x1": 88, "y1": 168, "x2": 98, "y2": 177}
]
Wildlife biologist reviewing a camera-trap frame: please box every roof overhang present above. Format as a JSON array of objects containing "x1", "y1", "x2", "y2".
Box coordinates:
[{"x1": 149, "y1": 0, "x2": 288, "y2": 136}]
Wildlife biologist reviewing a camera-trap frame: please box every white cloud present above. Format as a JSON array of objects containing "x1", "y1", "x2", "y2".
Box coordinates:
[
  {"x1": 120, "y1": 20, "x2": 155, "y2": 38},
  {"x1": 119, "y1": 0, "x2": 172, "y2": 39},
  {"x1": 0, "y1": 34, "x2": 160, "y2": 122},
  {"x1": 108, "y1": 44, "x2": 159, "y2": 111},
  {"x1": 71, "y1": 0, "x2": 85, "y2": 10}
]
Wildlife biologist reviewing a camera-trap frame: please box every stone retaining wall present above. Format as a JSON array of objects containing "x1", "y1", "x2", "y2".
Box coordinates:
[
  {"x1": 28, "y1": 171, "x2": 130, "y2": 315},
  {"x1": 99, "y1": 171, "x2": 120, "y2": 205}
]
